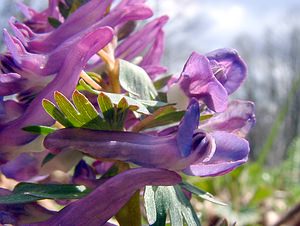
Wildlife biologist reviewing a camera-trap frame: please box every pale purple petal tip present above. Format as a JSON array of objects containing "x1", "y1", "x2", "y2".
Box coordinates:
[
  {"x1": 184, "y1": 131, "x2": 249, "y2": 177},
  {"x1": 206, "y1": 48, "x2": 247, "y2": 94}
]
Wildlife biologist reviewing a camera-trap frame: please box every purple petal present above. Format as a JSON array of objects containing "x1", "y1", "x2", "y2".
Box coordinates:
[
  {"x1": 199, "y1": 100, "x2": 256, "y2": 137},
  {"x1": 116, "y1": 16, "x2": 168, "y2": 62},
  {"x1": 176, "y1": 52, "x2": 228, "y2": 112},
  {"x1": 183, "y1": 131, "x2": 249, "y2": 177},
  {"x1": 206, "y1": 48, "x2": 247, "y2": 94},
  {"x1": 27, "y1": 168, "x2": 181, "y2": 226},
  {"x1": 0, "y1": 153, "x2": 38, "y2": 180},
  {"x1": 17, "y1": 0, "x2": 61, "y2": 32},
  {"x1": 0, "y1": 27, "x2": 113, "y2": 146},
  {"x1": 0, "y1": 73, "x2": 26, "y2": 96},
  {"x1": 4, "y1": 24, "x2": 111, "y2": 76},
  {"x1": 176, "y1": 98, "x2": 200, "y2": 157},
  {"x1": 72, "y1": 160, "x2": 96, "y2": 187}
]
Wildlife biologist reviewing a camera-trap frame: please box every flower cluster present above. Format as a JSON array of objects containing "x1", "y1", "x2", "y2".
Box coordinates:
[{"x1": 0, "y1": 0, "x2": 255, "y2": 225}]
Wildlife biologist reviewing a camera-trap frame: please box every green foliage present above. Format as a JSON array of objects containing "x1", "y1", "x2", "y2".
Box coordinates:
[
  {"x1": 119, "y1": 59, "x2": 158, "y2": 100},
  {"x1": 0, "y1": 183, "x2": 90, "y2": 204},
  {"x1": 43, "y1": 91, "x2": 148, "y2": 130},
  {"x1": 144, "y1": 185, "x2": 201, "y2": 226}
]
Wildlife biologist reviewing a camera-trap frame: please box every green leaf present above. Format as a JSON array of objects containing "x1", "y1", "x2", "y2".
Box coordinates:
[
  {"x1": 72, "y1": 90, "x2": 100, "y2": 123},
  {"x1": 48, "y1": 17, "x2": 62, "y2": 28},
  {"x1": 42, "y1": 99, "x2": 73, "y2": 127},
  {"x1": 119, "y1": 59, "x2": 158, "y2": 100},
  {"x1": 145, "y1": 110, "x2": 185, "y2": 130},
  {"x1": 98, "y1": 93, "x2": 115, "y2": 120},
  {"x1": 78, "y1": 79, "x2": 167, "y2": 114},
  {"x1": 154, "y1": 75, "x2": 172, "y2": 90},
  {"x1": 99, "y1": 92, "x2": 150, "y2": 115},
  {"x1": 180, "y1": 182, "x2": 227, "y2": 206},
  {"x1": 22, "y1": 125, "x2": 56, "y2": 135},
  {"x1": 0, "y1": 183, "x2": 91, "y2": 204},
  {"x1": 144, "y1": 186, "x2": 201, "y2": 226},
  {"x1": 54, "y1": 91, "x2": 84, "y2": 127}
]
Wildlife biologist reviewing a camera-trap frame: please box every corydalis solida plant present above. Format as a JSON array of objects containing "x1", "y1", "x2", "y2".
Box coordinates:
[{"x1": 0, "y1": 0, "x2": 255, "y2": 225}]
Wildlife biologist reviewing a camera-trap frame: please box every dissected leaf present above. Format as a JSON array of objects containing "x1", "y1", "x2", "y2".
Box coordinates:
[
  {"x1": 42, "y1": 99, "x2": 73, "y2": 127},
  {"x1": 180, "y1": 182, "x2": 227, "y2": 206},
  {"x1": 144, "y1": 185, "x2": 201, "y2": 226},
  {"x1": 54, "y1": 91, "x2": 84, "y2": 127},
  {"x1": 119, "y1": 59, "x2": 158, "y2": 100}
]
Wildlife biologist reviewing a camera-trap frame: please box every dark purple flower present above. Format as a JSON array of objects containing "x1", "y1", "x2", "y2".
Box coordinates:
[
  {"x1": 168, "y1": 49, "x2": 247, "y2": 112},
  {"x1": 25, "y1": 168, "x2": 181, "y2": 226},
  {"x1": 44, "y1": 99, "x2": 250, "y2": 177}
]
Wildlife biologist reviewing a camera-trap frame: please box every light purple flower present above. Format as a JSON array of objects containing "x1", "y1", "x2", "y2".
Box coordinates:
[
  {"x1": 10, "y1": 0, "x2": 152, "y2": 53},
  {"x1": 44, "y1": 99, "x2": 250, "y2": 177},
  {"x1": 25, "y1": 168, "x2": 181, "y2": 226},
  {"x1": 206, "y1": 48, "x2": 247, "y2": 94},
  {"x1": 115, "y1": 16, "x2": 168, "y2": 78},
  {"x1": 17, "y1": 0, "x2": 62, "y2": 32},
  {"x1": 199, "y1": 100, "x2": 256, "y2": 137},
  {"x1": 168, "y1": 49, "x2": 247, "y2": 112},
  {"x1": 0, "y1": 27, "x2": 113, "y2": 146}
]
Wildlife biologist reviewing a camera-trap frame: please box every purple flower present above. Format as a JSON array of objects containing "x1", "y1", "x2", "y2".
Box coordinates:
[
  {"x1": 0, "y1": 153, "x2": 39, "y2": 181},
  {"x1": 17, "y1": 0, "x2": 62, "y2": 32},
  {"x1": 0, "y1": 27, "x2": 113, "y2": 146},
  {"x1": 115, "y1": 16, "x2": 168, "y2": 78},
  {"x1": 25, "y1": 168, "x2": 181, "y2": 226},
  {"x1": 199, "y1": 100, "x2": 256, "y2": 137},
  {"x1": 10, "y1": 0, "x2": 152, "y2": 53},
  {"x1": 44, "y1": 99, "x2": 250, "y2": 177},
  {"x1": 168, "y1": 49, "x2": 247, "y2": 112}
]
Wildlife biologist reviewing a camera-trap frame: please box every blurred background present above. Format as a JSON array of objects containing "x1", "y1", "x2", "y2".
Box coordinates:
[{"x1": 0, "y1": 0, "x2": 300, "y2": 225}]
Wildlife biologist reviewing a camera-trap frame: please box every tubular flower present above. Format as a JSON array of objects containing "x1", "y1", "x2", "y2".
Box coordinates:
[
  {"x1": 167, "y1": 49, "x2": 247, "y2": 112},
  {"x1": 0, "y1": 27, "x2": 114, "y2": 146},
  {"x1": 9, "y1": 0, "x2": 152, "y2": 53},
  {"x1": 44, "y1": 99, "x2": 251, "y2": 177},
  {"x1": 24, "y1": 168, "x2": 181, "y2": 226}
]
